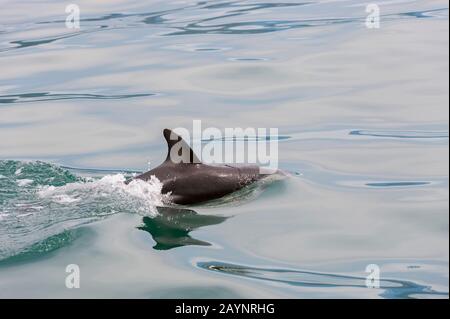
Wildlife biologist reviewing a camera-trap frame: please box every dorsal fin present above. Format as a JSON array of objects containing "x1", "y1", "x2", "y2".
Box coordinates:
[{"x1": 163, "y1": 128, "x2": 201, "y2": 164}]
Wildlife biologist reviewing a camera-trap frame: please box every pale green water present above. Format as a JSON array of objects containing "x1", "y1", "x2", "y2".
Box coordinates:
[{"x1": 0, "y1": 0, "x2": 448, "y2": 298}]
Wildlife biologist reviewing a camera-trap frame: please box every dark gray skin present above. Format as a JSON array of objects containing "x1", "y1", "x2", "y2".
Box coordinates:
[{"x1": 128, "y1": 129, "x2": 269, "y2": 205}]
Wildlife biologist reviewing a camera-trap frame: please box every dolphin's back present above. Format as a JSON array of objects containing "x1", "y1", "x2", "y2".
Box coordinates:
[{"x1": 135, "y1": 163, "x2": 262, "y2": 204}]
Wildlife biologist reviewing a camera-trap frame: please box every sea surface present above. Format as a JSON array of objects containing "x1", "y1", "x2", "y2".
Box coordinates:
[{"x1": 0, "y1": 0, "x2": 448, "y2": 298}]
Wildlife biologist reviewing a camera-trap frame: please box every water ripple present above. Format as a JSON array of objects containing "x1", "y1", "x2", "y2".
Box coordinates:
[
  {"x1": 0, "y1": 92, "x2": 155, "y2": 104},
  {"x1": 0, "y1": 26, "x2": 108, "y2": 52},
  {"x1": 197, "y1": 261, "x2": 448, "y2": 299},
  {"x1": 0, "y1": 3, "x2": 447, "y2": 52},
  {"x1": 201, "y1": 135, "x2": 291, "y2": 142},
  {"x1": 350, "y1": 130, "x2": 449, "y2": 139},
  {"x1": 163, "y1": 17, "x2": 356, "y2": 36},
  {"x1": 399, "y1": 8, "x2": 448, "y2": 18},
  {"x1": 365, "y1": 181, "x2": 430, "y2": 188}
]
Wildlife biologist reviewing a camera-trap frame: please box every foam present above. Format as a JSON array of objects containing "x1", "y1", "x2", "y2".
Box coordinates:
[
  {"x1": 16, "y1": 179, "x2": 33, "y2": 187},
  {"x1": 37, "y1": 174, "x2": 167, "y2": 216}
]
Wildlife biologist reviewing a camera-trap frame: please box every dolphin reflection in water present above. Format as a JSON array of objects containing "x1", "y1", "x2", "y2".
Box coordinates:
[{"x1": 138, "y1": 206, "x2": 228, "y2": 250}]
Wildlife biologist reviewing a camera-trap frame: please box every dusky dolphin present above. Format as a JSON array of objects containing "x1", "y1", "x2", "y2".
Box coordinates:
[{"x1": 128, "y1": 129, "x2": 279, "y2": 205}]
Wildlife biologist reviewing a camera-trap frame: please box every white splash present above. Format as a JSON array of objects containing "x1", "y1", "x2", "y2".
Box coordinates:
[
  {"x1": 16, "y1": 179, "x2": 33, "y2": 187},
  {"x1": 37, "y1": 174, "x2": 167, "y2": 216},
  {"x1": 52, "y1": 194, "x2": 80, "y2": 204}
]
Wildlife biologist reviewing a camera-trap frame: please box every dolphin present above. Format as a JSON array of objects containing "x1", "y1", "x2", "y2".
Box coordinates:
[{"x1": 128, "y1": 129, "x2": 279, "y2": 205}]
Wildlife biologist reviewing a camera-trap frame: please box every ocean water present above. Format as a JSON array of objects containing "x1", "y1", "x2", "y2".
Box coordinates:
[{"x1": 0, "y1": 0, "x2": 448, "y2": 298}]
